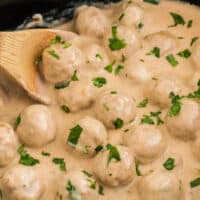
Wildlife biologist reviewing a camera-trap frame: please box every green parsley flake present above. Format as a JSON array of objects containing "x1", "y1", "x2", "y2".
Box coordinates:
[
  {"x1": 67, "y1": 125, "x2": 83, "y2": 148},
  {"x1": 187, "y1": 19, "x2": 193, "y2": 28},
  {"x1": 150, "y1": 111, "x2": 164, "y2": 125},
  {"x1": 177, "y1": 49, "x2": 191, "y2": 58},
  {"x1": 96, "y1": 53, "x2": 103, "y2": 60},
  {"x1": 141, "y1": 115, "x2": 155, "y2": 125},
  {"x1": 191, "y1": 37, "x2": 199, "y2": 46},
  {"x1": 169, "y1": 12, "x2": 185, "y2": 27},
  {"x1": 41, "y1": 151, "x2": 51, "y2": 156},
  {"x1": 147, "y1": 47, "x2": 160, "y2": 58},
  {"x1": 18, "y1": 145, "x2": 40, "y2": 166},
  {"x1": 113, "y1": 118, "x2": 124, "y2": 129},
  {"x1": 190, "y1": 177, "x2": 200, "y2": 188},
  {"x1": 163, "y1": 157, "x2": 175, "y2": 171},
  {"x1": 48, "y1": 50, "x2": 60, "y2": 60},
  {"x1": 121, "y1": 54, "x2": 126, "y2": 62},
  {"x1": 14, "y1": 114, "x2": 21, "y2": 129},
  {"x1": 95, "y1": 145, "x2": 103, "y2": 154},
  {"x1": 137, "y1": 98, "x2": 148, "y2": 108},
  {"x1": 187, "y1": 80, "x2": 200, "y2": 99},
  {"x1": 135, "y1": 159, "x2": 142, "y2": 176},
  {"x1": 71, "y1": 70, "x2": 79, "y2": 81},
  {"x1": 92, "y1": 77, "x2": 106, "y2": 88},
  {"x1": 61, "y1": 105, "x2": 70, "y2": 113},
  {"x1": 104, "y1": 60, "x2": 116, "y2": 73},
  {"x1": 54, "y1": 80, "x2": 70, "y2": 89},
  {"x1": 118, "y1": 13, "x2": 125, "y2": 21},
  {"x1": 168, "y1": 92, "x2": 182, "y2": 117},
  {"x1": 137, "y1": 22, "x2": 144, "y2": 29},
  {"x1": 143, "y1": 0, "x2": 160, "y2": 4},
  {"x1": 106, "y1": 144, "x2": 121, "y2": 164},
  {"x1": 166, "y1": 54, "x2": 179, "y2": 67},
  {"x1": 98, "y1": 185, "x2": 104, "y2": 195},
  {"x1": 52, "y1": 158, "x2": 66, "y2": 171},
  {"x1": 115, "y1": 64, "x2": 124, "y2": 75},
  {"x1": 66, "y1": 181, "x2": 82, "y2": 200},
  {"x1": 50, "y1": 35, "x2": 71, "y2": 49},
  {"x1": 109, "y1": 26, "x2": 126, "y2": 51}
]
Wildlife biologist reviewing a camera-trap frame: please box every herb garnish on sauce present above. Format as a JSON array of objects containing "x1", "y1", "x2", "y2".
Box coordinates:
[
  {"x1": 106, "y1": 144, "x2": 121, "y2": 164},
  {"x1": 67, "y1": 125, "x2": 83, "y2": 148},
  {"x1": 113, "y1": 118, "x2": 124, "y2": 129},
  {"x1": 168, "y1": 92, "x2": 182, "y2": 117},
  {"x1": 143, "y1": 0, "x2": 160, "y2": 5},
  {"x1": 177, "y1": 49, "x2": 191, "y2": 58},
  {"x1": 52, "y1": 158, "x2": 66, "y2": 171},
  {"x1": 166, "y1": 54, "x2": 179, "y2": 67},
  {"x1": 48, "y1": 50, "x2": 60, "y2": 60},
  {"x1": 92, "y1": 77, "x2": 107, "y2": 88},
  {"x1": 190, "y1": 36, "x2": 199, "y2": 46},
  {"x1": 54, "y1": 80, "x2": 70, "y2": 89},
  {"x1": 137, "y1": 98, "x2": 149, "y2": 108},
  {"x1": 190, "y1": 177, "x2": 200, "y2": 188},
  {"x1": 169, "y1": 12, "x2": 185, "y2": 27},
  {"x1": 163, "y1": 157, "x2": 175, "y2": 170},
  {"x1": 66, "y1": 181, "x2": 82, "y2": 200}
]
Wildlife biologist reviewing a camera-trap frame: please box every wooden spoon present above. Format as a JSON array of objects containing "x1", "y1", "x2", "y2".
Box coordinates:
[{"x1": 0, "y1": 29, "x2": 59, "y2": 104}]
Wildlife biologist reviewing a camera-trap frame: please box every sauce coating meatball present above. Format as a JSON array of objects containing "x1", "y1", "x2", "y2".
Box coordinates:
[
  {"x1": 58, "y1": 169, "x2": 100, "y2": 200},
  {"x1": 1, "y1": 165, "x2": 45, "y2": 200},
  {"x1": 58, "y1": 78, "x2": 96, "y2": 112},
  {"x1": 17, "y1": 104, "x2": 56, "y2": 147},
  {"x1": 138, "y1": 171, "x2": 181, "y2": 200},
  {"x1": 0, "y1": 122, "x2": 18, "y2": 166},
  {"x1": 75, "y1": 6, "x2": 109, "y2": 38},
  {"x1": 94, "y1": 90, "x2": 136, "y2": 128},
  {"x1": 166, "y1": 99, "x2": 200, "y2": 139},
  {"x1": 124, "y1": 124, "x2": 166, "y2": 164},
  {"x1": 94, "y1": 145, "x2": 134, "y2": 187},
  {"x1": 42, "y1": 43, "x2": 85, "y2": 83},
  {"x1": 66, "y1": 116, "x2": 107, "y2": 156}
]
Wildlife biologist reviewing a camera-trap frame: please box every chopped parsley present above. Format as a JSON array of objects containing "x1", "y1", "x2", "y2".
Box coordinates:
[
  {"x1": 177, "y1": 49, "x2": 191, "y2": 58},
  {"x1": 82, "y1": 171, "x2": 96, "y2": 189},
  {"x1": 54, "y1": 80, "x2": 70, "y2": 89},
  {"x1": 110, "y1": 91, "x2": 117, "y2": 94},
  {"x1": 41, "y1": 151, "x2": 51, "y2": 156},
  {"x1": 95, "y1": 145, "x2": 103, "y2": 154},
  {"x1": 121, "y1": 54, "x2": 126, "y2": 62},
  {"x1": 118, "y1": 13, "x2": 125, "y2": 21},
  {"x1": 52, "y1": 158, "x2": 66, "y2": 171},
  {"x1": 168, "y1": 92, "x2": 182, "y2": 117},
  {"x1": 143, "y1": 0, "x2": 160, "y2": 5},
  {"x1": 106, "y1": 144, "x2": 121, "y2": 164},
  {"x1": 169, "y1": 12, "x2": 185, "y2": 27},
  {"x1": 135, "y1": 159, "x2": 142, "y2": 176},
  {"x1": 137, "y1": 22, "x2": 144, "y2": 29},
  {"x1": 163, "y1": 157, "x2": 175, "y2": 171},
  {"x1": 98, "y1": 185, "x2": 104, "y2": 195},
  {"x1": 18, "y1": 145, "x2": 40, "y2": 166},
  {"x1": 50, "y1": 35, "x2": 71, "y2": 48},
  {"x1": 71, "y1": 70, "x2": 79, "y2": 81},
  {"x1": 92, "y1": 77, "x2": 106, "y2": 88},
  {"x1": 104, "y1": 60, "x2": 116, "y2": 73},
  {"x1": 115, "y1": 64, "x2": 124, "y2": 75},
  {"x1": 95, "y1": 53, "x2": 103, "y2": 60},
  {"x1": 14, "y1": 114, "x2": 21, "y2": 129},
  {"x1": 48, "y1": 50, "x2": 60, "y2": 60},
  {"x1": 137, "y1": 98, "x2": 148, "y2": 108},
  {"x1": 166, "y1": 54, "x2": 179, "y2": 67},
  {"x1": 187, "y1": 79, "x2": 200, "y2": 99},
  {"x1": 109, "y1": 25, "x2": 126, "y2": 51},
  {"x1": 150, "y1": 111, "x2": 164, "y2": 125},
  {"x1": 61, "y1": 105, "x2": 70, "y2": 113},
  {"x1": 141, "y1": 111, "x2": 164, "y2": 125},
  {"x1": 141, "y1": 115, "x2": 155, "y2": 125},
  {"x1": 113, "y1": 118, "x2": 124, "y2": 129},
  {"x1": 147, "y1": 47, "x2": 160, "y2": 58},
  {"x1": 187, "y1": 19, "x2": 193, "y2": 28},
  {"x1": 190, "y1": 36, "x2": 199, "y2": 46},
  {"x1": 190, "y1": 177, "x2": 200, "y2": 188},
  {"x1": 66, "y1": 180, "x2": 82, "y2": 200},
  {"x1": 67, "y1": 125, "x2": 83, "y2": 148}
]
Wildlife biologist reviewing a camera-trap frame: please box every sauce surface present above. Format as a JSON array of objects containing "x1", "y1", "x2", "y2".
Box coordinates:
[{"x1": 0, "y1": 0, "x2": 200, "y2": 199}]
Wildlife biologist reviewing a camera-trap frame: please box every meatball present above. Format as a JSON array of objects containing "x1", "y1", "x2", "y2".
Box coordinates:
[
  {"x1": 145, "y1": 31, "x2": 178, "y2": 56},
  {"x1": 66, "y1": 116, "x2": 107, "y2": 156},
  {"x1": 0, "y1": 122, "x2": 18, "y2": 166},
  {"x1": 75, "y1": 6, "x2": 109, "y2": 38},
  {"x1": 58, "y1": 79, "x2": 95, "y2": 112},
  {"x1": 58, "y1": 169, "x2": 100, "y2": 200},
  {"x1": 138, "y1": 171, "x2": 181, "y2": 200},
  {"x1": 121, "y1": 4, "x2": 144, "y2": 27},
  {"x1": 104, "y1": 25, "x2": 141, "y2": 60},
  {"x1": 17, "y1": 104, "x2": 56, "y2": 147},
  {"x1": 124, "y1": 124, "x2": 166, "y2": 164},
  {"x1": 94, "y1": 145, "x2": 134, "y2": 187},
  {"x1": 94, "y1": 90, "x2": 136, "y2": 128},
  {"x1": 166, "y1": 99, "x2": 200, "y2": 139},
  {"x1": 84, "y1": 44, "x2": 110, "y2": 70},
  {"x1": 191, "y1": 41, "x2": 200, "y2": 69},
  {"x1": 1, "y1": 165, "x2": 45, "y2": 200},
  {"x1": 42, "y1": 43, "x2": 85, "y2": 83},
  {"x1": 145, "y1": 76, "x2": 184, "y2": 108}
]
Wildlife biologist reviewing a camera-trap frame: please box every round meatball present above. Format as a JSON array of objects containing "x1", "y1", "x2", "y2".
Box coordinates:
[
  {"x1": 191, "y1": 41, "x2": 200, "y2": 69},
  {"x1": 84, "y1": 44, "x2": 110, "y2": 70},
  {"x1": 17, "y1": 104, "x2": 56, "y2": 147},
  {"x1": 66, "y1": 116, "x2": 107, "y2": 156},
  {"x1": 94, "y1": 145, "x2": 134, "y2": 187},
  {"x1": 145, "y1": 76, "x2": 184, "y2": 108},
  {"x1": 138, "y1": 171, "x2": 181, "y2": 200},
  {"x1": 0, "y1": 122, "x2": 18, "y2": 166},
  {"x1": 42, "y1": 44, "x2": 85, "y2": 83},
  {"x1": 121, "y1": 4, "x2": 144, "y2": 27},
  {"x1": 145, "y1": 31, "x2": 178, "y2": 56},
  {"x1": 1, "y1": 165, "x2": 45, "y2": 200},
  {"x1": 94, "y1": 90, "x2": 136, "y2": 128},
  {"x1": 104, "y1": 25, "x2": 141, "y2": 60},
  {"x1": 75, "y1": 6, "x2": 109, "y2": 38},
  {"x1": 166, "y1": 99, "x2": 200, "y2": 139},
  {"x1": 58, "y1": 169, "x2": 100, "y2": 200},
  {"x1": 124, "y1": 124, "x2": 166, "y2": 164},
  {"x1": 124, "y1": 58, "x2": 152, "y2": 83},
  {"x1": 58, "y1": 79, "x2": 95, "y2": 112}
]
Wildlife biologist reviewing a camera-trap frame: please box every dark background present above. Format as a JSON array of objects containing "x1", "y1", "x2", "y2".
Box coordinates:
[{"x1": 0, "y1": 0, "x2": 199, "y2": 30}]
